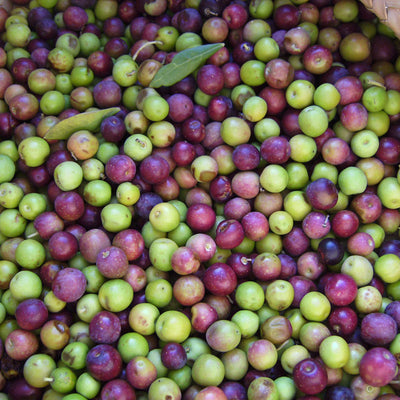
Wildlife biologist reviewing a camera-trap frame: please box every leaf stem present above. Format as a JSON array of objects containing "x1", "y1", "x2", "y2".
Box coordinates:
[
  {"x1": 276, "y1": 339, "x2": 290, "y2": 352},
  {"x1": 132, "y1": 40, "x2": 163, "y2": 62},
  {"x1": 26, "y1": 231, "x2": 39, "y2": 239}
]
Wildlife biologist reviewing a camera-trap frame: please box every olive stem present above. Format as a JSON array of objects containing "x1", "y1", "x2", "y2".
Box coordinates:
[
  {"x1": 204, "y1": 8, "x2": 218, "y2": 17},
  {"x1": 240, "y1": 256, "x2": 253, "y2": 264}
]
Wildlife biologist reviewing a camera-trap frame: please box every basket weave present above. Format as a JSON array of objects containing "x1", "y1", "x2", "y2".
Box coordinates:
[{"x1": 359, "y1": 0, "x2": 400, "y2": 39}]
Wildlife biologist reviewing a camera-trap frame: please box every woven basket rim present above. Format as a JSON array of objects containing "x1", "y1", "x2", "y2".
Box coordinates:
[{"x1": 359, "y1": 0, "x2": 400, "y2": 38}]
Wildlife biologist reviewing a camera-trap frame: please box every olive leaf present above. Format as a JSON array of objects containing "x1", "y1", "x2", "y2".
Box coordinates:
[
  {"x1": 149, "y1": 43, "x2": 225, "y2": 88},
  {"x1": 44, "y1": 107, "x2": 120, "y2": 140},
  {"x1": 363, "y1": 79, "x2": 386, "y2": 89}
]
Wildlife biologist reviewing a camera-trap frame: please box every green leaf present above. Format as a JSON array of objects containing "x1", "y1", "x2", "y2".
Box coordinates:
[
  {"x1": 44, "y1": 107, "x2": 120, "y2": 140},
  {"x1": 364, "y1": 79, "x2": 386, "y2": 89},
  {"x1": 149, "y1": 43, "x2": 225, "y2": 88}
]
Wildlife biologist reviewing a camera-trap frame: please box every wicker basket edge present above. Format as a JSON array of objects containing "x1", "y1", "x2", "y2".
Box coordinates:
[{"x1": 359, "y1": 0, "x2": 400, "y2": 38}]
